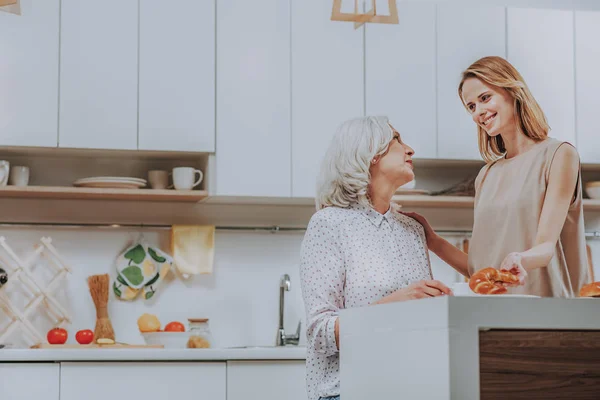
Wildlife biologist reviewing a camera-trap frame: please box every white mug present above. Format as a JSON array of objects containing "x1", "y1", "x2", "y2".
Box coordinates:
[
  {"x1": 148, "y1": 170, "x2": 169, "y2": 190},
  {"x1": 9, "y1": 166, "x2": 29, "y2": 187},
  {"x1": 0, "y1": 161, "x2": 9, "y2": 187},
  {"x1": 172, "y1": 167, "x2": 203, "y2": 190}
]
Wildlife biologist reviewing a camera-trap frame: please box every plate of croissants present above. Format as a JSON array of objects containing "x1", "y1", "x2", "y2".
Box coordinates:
[{"x1": 462, "y1": 267, "x2": 540, "y2": 297}]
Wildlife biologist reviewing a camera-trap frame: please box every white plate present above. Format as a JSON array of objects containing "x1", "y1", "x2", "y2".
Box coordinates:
[
  {"x1": 74, "y1": 180, "x2": 146, "y2": 189},
  {"x1": 75, "y1": 176, "x2": 146, "y2": 184},
  {"x1": 394, "y1": 188, "x2": 430, "y2": 196}
]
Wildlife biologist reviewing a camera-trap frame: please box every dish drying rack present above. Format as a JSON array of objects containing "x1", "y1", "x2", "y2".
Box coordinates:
[{"x1": 0, "y1": 237, "x2": 71, "y2": 345}]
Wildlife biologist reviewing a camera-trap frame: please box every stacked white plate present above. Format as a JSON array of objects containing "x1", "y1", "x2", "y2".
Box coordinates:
[{"x1": 73, "y1": 176, "x2": 147, "y2": 189}]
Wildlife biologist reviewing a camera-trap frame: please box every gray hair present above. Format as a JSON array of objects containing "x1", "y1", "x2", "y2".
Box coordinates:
[{"x1": 315, "y1": 116, "x2": 394, "y2": 210}]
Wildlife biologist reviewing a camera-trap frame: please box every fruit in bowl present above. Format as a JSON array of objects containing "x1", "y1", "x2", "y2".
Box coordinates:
[
  {"x1": 137, "y1": 313, "x2": 161, "y2": 333},
  {"x1": 164, "y1": 321, "x2": 185, "y2": 332}
]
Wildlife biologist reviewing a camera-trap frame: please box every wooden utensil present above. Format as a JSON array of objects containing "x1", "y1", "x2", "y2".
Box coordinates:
[{"x1": 87, "y1": 274, "x2": 115, "y2": 342}]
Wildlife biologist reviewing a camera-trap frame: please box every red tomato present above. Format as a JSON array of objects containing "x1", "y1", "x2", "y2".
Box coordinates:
[
  {"x1": 164, "y1": 321, "x2": 185, "y2": 332},
  {"x1": 75, "y1": 329, "x2": 94, "y2": 345},
  {"x1": 47, "y1": 328, "x2": 68, "y2": 345}
]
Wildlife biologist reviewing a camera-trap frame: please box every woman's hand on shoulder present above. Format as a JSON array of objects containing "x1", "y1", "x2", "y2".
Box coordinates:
[
  {"x1": 397, "y1": 211, "x2": 441, "y2": 251},
  {"x1": 376, "y1": 280, "x2": 453, "y2": 305}
]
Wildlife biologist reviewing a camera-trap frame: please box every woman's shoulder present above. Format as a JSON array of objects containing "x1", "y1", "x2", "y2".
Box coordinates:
[
  {"x1": 309, "y1": 206, "x2": 358, "y2": 228},
  {"x1": 540, "y1": 137, "x2": 581, "y2": 168}
]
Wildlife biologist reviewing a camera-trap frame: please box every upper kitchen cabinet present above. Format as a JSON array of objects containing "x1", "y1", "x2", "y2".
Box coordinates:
[
  {"x1": 437, "y1": 5, "x2": 506, "y2": 160},
  {"x1": 507, "y1": 8, "x2": 575, "y2": 144},
  {"x1": 0, "y1": 0, "x2": 59, "y2": 147},
  {"x1": 291, "y1": 0, "x2": 364, "y2": 198},
  {"x1": 138, "y1": 0, "x2": 215, "y2": 152},
  {"x1": 59, "y1": 0, "x2": 138, "y2": 150},
  {"x1": 216, "y1": 0, "x2": 291, "y2": 197},
  {"x1": 575, "y1": 11, "x2": 600, "y2": 164},
  {"x1": 366, "y1": 2, "x2": 436, "y2": 160}
]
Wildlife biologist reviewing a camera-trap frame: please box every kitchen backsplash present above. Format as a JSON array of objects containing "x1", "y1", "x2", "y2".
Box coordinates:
[{"x1": 0, "y1": 226, "x2": 468, "y2": 349}]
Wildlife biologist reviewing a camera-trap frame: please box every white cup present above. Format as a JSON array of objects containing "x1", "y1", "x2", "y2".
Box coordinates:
[
  {"x1": 9, "y1": 166, "x2": 29, "y2": 187},
  {"x1": 0, "y1": 161, "x2": 9, "y2": 186},
  {"x1": 148, "y1": 170, "x2": 169, "y2": 190},
  {"x1": 172, "y1": 167, "x2": 203, "y2": 190}
]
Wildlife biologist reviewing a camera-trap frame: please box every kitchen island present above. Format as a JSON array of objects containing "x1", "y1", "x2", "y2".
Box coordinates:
[{"x1": 340, "y1": 296, "x2": 600, "y2": 400}]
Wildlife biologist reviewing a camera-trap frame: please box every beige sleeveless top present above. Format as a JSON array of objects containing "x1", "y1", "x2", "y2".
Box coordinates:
[{"x1": 468, "y1": 138, "x2": 589, "y2": 297}]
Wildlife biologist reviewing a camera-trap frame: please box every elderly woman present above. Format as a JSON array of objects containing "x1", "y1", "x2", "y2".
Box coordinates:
[{"x1": 299, "y1": 116, "x2": 452, "y2": 400}]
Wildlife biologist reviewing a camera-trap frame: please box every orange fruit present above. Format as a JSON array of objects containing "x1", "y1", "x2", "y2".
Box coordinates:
[{"x1": 164, "y1": 321, "x2": 185, "y2": 332}]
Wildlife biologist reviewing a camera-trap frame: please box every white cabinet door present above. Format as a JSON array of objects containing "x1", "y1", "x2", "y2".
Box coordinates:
[
  {"x1": 437, "y1": 5, "x2": 506, "y2": 160},
  {"x1": 291, "y1": 0, "x2": 364, "y2": 198},
  {"x1": 507, "y1": 8, "x2": 575, "y2": 144},
  {"x1": 138, "y1": 0, "x2": 215, "y2": 152},
  {"x1": 227, "y1": 361, "x2": 307, "y2": 400},
  {"x1": 0, "y1": 0, "x2": 59, "y2": 147},
  {"x1": 0, "y1": 363, "x2": 59, "y2": 400},
  {"x1": 366, "y1": 2, "x2": 436, "y2": 160},
  {"x1": 575, "y1": 11, "x2": 600, "y2": 163},
  {"x1": 216, "y1": 0, "x2": 291, "y2": 197},
  {"x1": 59, "y1": 0, "x2": 138, "y2": 150},
  {"x1": 60, "y1": 362, "x2": 226, "y2": 400}
]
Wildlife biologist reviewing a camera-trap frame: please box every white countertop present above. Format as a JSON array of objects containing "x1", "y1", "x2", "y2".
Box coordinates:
[{"x1": 0, "y1": 346, "x2": 307, "y2": 362}]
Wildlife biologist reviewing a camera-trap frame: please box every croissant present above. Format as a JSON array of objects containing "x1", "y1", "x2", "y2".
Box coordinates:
[
  {"x1": 469, "y1": 267, "x2": 520, "y2": 295},
  {"x1": 579, "y1": 281, "x2": 600, "y2": 297}
]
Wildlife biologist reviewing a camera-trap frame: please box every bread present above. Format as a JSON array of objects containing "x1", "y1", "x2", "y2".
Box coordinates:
[
  {"x1": 469, "y1": 267, "x2": 520, "y2": 295},
  {"x1": 579, "y1": 281, "x2": 600, "y2": 297}
]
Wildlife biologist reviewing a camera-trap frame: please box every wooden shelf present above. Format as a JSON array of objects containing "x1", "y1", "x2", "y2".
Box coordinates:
[
  {"x1": 2, "y1": 187, "x2": 600, "y2": 211},
  {"x1": 583, "y1": 199, "x2": 600, "y2": 211},
  {"x1": 392, "y1": 195, "x2": 474, "y2": 208},
  {"x1": 393, "y1": 195, "x2": 600, "y2": 211},
  {"x1": 0, "y1": 185, "x2": 208, "y2": 202}
]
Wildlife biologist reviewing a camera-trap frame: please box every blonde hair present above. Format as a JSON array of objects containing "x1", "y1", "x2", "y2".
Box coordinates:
[
  {"x1": 315, "y1": 116, "x2": 394, "y2": 210},
  {"x1": 458, "y1": 56, "x2": 549, "y2": 163}
]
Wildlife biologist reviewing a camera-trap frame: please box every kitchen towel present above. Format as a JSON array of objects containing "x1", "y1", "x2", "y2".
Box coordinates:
[
  {"x1": 170, "y1": 225, "x2": 215, "y2": 278},
  {"x1": 113, "y1": 242, "x2": 173, "y2": 301}
]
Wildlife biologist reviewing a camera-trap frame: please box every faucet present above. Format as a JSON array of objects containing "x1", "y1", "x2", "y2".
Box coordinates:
[{"x1": 276, "y1": 273, "x2": 301, "y2": 346}]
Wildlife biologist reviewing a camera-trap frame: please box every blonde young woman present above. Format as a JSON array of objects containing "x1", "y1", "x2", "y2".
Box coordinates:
[
  {"x1": 299, "y1": 116, "x2": 452, "y2": 400},
  {"x1": 404, "y1": 56, "x2": 589, "y2": 297}
]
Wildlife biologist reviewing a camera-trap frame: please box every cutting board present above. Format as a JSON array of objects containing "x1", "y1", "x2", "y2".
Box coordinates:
[{"x1": 31, "y1": 343, "x2": 164, "y2": 349}]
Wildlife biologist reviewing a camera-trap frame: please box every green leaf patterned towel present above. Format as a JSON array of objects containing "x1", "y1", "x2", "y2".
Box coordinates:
[{"x1": 113, "y1": 243, "x2": 173, "y2": 301}]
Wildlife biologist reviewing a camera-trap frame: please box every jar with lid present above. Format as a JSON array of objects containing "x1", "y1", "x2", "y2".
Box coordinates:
[{"x1": 187, "y1": 318, "x2": 213, "y2": 348}]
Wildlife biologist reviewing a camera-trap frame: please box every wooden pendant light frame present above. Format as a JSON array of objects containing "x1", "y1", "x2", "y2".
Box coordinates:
[{"x1": 331, "y1": 0, "x2": 399, "y2": 29}]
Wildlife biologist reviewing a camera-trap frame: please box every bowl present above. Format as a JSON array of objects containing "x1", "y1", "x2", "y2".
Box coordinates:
[
  {"x1": 585, "y1": 182, "x2": 600, "y2": 199},
  {"x1": 141, "y1": 331, "x2": 190, "y2": 349}
]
